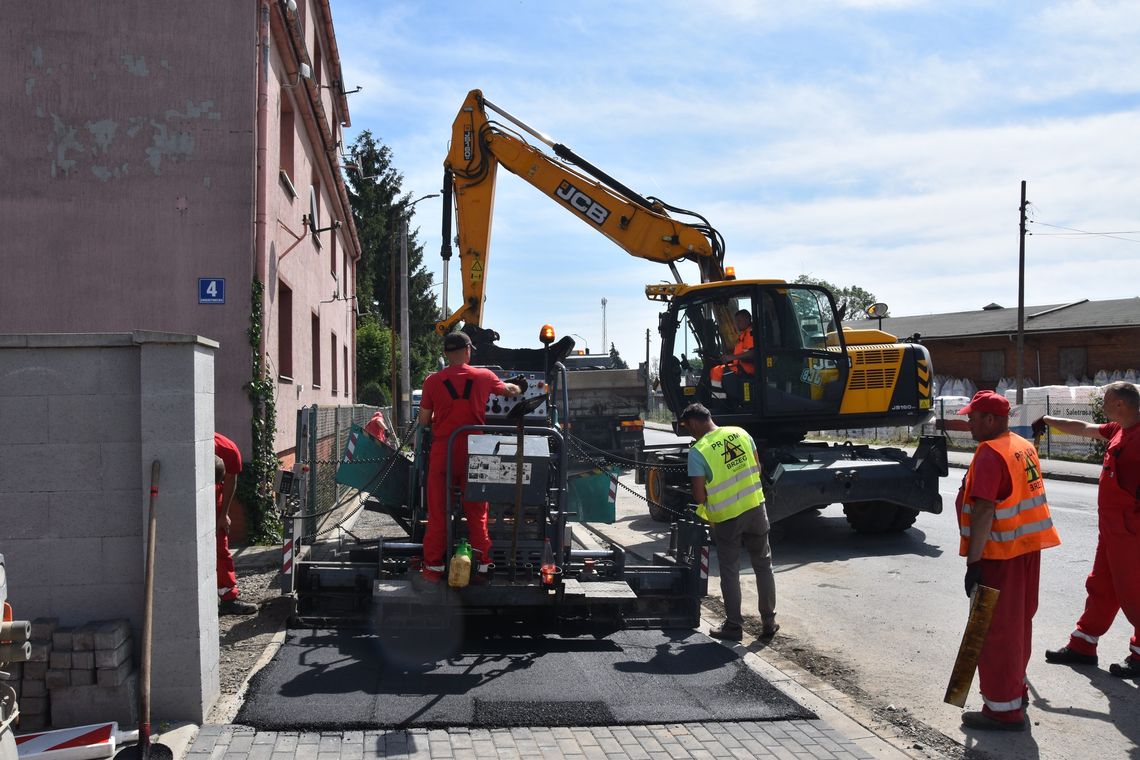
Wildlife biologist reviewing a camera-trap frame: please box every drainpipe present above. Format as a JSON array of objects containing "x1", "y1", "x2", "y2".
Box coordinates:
[{"x1": 255, "y1": 0, "x2": 270, "y2": 355}]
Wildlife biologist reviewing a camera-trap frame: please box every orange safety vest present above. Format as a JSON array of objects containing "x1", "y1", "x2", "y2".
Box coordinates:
[
  {"x1": 729, "y1": 326, "x2": 755, "y2": 375},
  {"x1": 959, "y1": 432, "x2": 1060, "y2": 560}
]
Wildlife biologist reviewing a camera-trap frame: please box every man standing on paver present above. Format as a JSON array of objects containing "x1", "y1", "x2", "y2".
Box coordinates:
[
  {"x1": 681, "y1": 403, "x2": 777, "y2": 641},
  {"x1": 414, "y1": 331, "x2": 521, "y2": 591},
  {"x1": 1040, "y1": 380, "x2": 1140, "y2": 679},
  {"x1": 955, "y1": 390, "x2": 1060, "y2": 730}
]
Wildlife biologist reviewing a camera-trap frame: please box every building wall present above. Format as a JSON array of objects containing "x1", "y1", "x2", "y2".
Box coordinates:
[
  {"x1": 0, "y1": 333, "x2": 220, "y2": 722},
  {"x1": 926, "y1": 327, "x2": 1140, "y2": 389},
  {"x1": 1, "y1": 0, "x2": 359, "y2": 463}
]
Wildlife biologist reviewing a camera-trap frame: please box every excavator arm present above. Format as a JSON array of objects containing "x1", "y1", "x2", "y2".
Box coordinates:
[{"x1": 436, "y1": 89, "x2": 726, "y2": 335}]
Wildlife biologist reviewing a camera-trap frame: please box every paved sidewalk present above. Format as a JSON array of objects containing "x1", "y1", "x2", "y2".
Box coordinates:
[{"x1": 188, "y1": 720, "x2": 878, "y2": 760}]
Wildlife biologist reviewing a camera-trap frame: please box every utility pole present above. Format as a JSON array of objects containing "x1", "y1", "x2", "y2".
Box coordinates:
[
  {"x1": 1016, "y1": 180, "x2": 1027, "y2": 405},
  {"x1": 645, "y1": 328, "x2": 651, "y2": 406}
]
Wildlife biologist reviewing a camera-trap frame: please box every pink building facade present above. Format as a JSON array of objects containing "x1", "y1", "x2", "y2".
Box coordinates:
[{"x1": 2, "y1": 0, "x2": 361, "y2": 459}]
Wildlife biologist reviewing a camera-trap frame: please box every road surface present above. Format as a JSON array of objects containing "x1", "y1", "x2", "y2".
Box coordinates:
[{"x1": 597, "y1": 462, "x2": 1139, "y2": 760}]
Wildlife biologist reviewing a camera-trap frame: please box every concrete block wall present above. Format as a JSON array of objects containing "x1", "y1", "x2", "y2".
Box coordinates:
[{"x1": 0, "y1": 332, "x2": 219, "y2": 723}]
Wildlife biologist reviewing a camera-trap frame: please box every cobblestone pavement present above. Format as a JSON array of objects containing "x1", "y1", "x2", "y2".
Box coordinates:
[{"x1": 190, "y1": 720, "x2": 875, "y2": 760}]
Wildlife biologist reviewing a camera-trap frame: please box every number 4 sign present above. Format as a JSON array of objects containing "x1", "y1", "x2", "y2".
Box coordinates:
[{"x1": 199, "y1": 278, "x2": 225, "y2": 304}]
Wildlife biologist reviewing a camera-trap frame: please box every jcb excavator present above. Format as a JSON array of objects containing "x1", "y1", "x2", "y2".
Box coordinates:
[{"x1": 436, "y1": 89, "x2": 947, "y2": 534}]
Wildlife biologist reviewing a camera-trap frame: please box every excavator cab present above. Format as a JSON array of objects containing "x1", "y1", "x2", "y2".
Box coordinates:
[{"x1": 659, "y1": 281, "x2": 849, "y2": 444}]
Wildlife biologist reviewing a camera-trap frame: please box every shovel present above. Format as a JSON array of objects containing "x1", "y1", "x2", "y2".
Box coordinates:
[{"x1": 116, "y1": 461, "x2": 173, "y2": 760}]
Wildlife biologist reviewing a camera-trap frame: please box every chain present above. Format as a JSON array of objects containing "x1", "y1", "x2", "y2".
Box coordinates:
[
  {"x1": 564, "y1": 434, "x2": 695, "y2": 520},
  {"x1": 565, "y1": 433, "x2": 688, "y2": 474},
  {"x1": 289, "y1": 421, "x2": 421, "y2": 541}
]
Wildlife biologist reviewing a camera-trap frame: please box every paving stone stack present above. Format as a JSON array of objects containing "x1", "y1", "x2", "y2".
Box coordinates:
[
  {"x1": 47, "y1": 619, "x2": 137, "y2": 729},
  {"x1": 20, "y1": 617, "x2": 58, "y2": 731}
]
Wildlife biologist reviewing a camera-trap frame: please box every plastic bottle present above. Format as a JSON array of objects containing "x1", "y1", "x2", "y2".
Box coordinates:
[
  {"x1": 540, "y1": 537, "x2": 556, "y2": 586},
  {"x1": 448, "y1": 539, "x2": 473, "y2": 588}
]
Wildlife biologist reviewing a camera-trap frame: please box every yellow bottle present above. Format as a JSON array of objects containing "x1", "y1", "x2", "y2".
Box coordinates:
[{"x1": 448, "y1": 539, "x2": 473, "y2": 588}]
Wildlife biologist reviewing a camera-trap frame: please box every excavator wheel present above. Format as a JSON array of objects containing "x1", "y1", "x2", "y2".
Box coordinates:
[
  {"x1": 888, "y1": 507, "x2": 920, "y2": 532},
  {"x1": 842, "y1": 501, "x2": 916, "y2": 534},
  {"x1": 645, "y1": 467, "x2": 682, "y2": 523}
]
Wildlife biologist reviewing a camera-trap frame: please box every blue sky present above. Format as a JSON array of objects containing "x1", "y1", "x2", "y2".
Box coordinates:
[{"x1": 332, "y1": 0, "x2": 1139, "y2": 360}]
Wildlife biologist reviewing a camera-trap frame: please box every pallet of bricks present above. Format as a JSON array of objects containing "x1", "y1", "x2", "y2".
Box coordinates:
[{"x1": 16, "y1": 618, "x2": 136, "y2": 730}]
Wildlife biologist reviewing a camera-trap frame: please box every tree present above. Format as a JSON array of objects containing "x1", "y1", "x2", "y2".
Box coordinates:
[
  {"x1": 345, "y1": 131, "x2": 443, "y2": 398},
  {"x1": 793, "y1": 275, "x2": 878, "y2": 320},
  {"x1": 609, "y1": 343, "x2": 628, "y2": 369}
]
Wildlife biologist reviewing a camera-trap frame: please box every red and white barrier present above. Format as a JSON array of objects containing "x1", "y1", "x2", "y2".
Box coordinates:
[{"x1": 15, "y1": 722, "x2": 133, "y2": 760}]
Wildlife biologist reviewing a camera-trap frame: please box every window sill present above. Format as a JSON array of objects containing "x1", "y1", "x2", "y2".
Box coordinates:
[{"x1": 278, "y1": 374, "x2": 294, "y2": 384}]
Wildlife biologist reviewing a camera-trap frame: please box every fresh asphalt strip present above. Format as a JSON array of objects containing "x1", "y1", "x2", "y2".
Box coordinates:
[{"x1": 237, "y1": 627, "x2": 814, "y2": 729}]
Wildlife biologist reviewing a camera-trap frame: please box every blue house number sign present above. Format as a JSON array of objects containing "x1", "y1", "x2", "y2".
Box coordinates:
[{"x1": 199, "y1": 278, "x2": 225, "y2": 304}]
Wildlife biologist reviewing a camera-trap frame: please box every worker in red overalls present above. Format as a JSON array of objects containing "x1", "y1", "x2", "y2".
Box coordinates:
[
  {"x1": 214, "y1": 432, "x2": 257, "y2": 615},
  {"x1": 414, "y1": 331, "x2": 521, "y2": 591},
  {"x1": 1040, "y1": 380, "x2": 1140, "y2": 679},
  {"x1": 956, "y1": 390, "x2": 1060, "y2": 731},
  {"x1": 709, "y1": 309, "x2": 756, "y2": 399}
]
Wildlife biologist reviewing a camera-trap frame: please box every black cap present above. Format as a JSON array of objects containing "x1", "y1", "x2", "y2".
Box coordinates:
[{"x1": 443, "y1": 332, "x2": 473, "y2": 352}]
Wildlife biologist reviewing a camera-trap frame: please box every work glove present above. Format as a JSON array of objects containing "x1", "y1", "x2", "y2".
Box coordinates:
[
  {"x1": 964, "y1": 562, "x2": 983, "y2": 598},
  {"x1": 504, "y1": 374, "x2": 529, "y2": 394},
  {"x1": 1031, "y1": 417, "x2": 1048, "y2": 438}
]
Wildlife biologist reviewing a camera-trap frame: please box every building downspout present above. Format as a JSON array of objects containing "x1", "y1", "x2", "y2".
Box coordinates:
[{"x1": 254, "y1": 0, "x2": 271, "y2": 355}]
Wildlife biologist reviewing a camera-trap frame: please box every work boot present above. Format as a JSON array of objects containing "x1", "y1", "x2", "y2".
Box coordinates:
[
  {"x1": 1044, "y1": 646, "x2": 1098, "y2": 666},
  {"x1": 961, "y1": 711, "x2": 1026, "y2": 732},
  {"x1": 708, "y1": 623, "x2": 743, "y2": 641},
  {"x1": 410, "y1": 572, "x2": 441, "y2": 595},
  {"x1": 1108, "y1": 657, "x2": 1140, "y2": 679},
  {"x1": 760, "y1": 622, "x2": 780, "y2": 639},
  {"x1": 219, "y1": 598, "x2": 258, "y2": 616}
]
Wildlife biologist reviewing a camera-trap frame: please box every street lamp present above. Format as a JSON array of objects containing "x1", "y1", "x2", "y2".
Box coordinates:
[
  {"x1": 601, "y1": 297, "x2": 608, "y2": 354},
  {"x1": 570, "y1": 333, "x2": 589, "y2": 354},
  {"x1": 392, "y1": 193, "x2": 439, "y2": 429}
]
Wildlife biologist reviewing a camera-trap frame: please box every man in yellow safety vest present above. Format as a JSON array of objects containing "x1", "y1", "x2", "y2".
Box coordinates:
[{"x1": 681, "y1": 403, "x2": 778, "y2": 641}]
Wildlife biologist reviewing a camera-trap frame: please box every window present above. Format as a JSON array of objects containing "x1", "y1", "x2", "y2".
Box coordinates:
[
  {"x1": 311, "y1": 313, "x2": 321, "y2": 388},
  {"x1": 331, "y1": 332, "x2": 338, "y2": 394},
  {"x1": 313, "y1": 39, "x2": 323, "y2": 87},
  {"x1": 330, "y1": 229, "x2": 337, "y2": 277},
  {"x1": 1058, "y1": 346, "x2": 1087, "y2": 381},
  {"x1": 310, "y1": 173, "x2": 322, "y2": 248},
  {"x1": 279, "y1": 99, "x2": 295, "y2": 192},
  {"x1": 980, "y1": 350, "x2": 1005, "y2": 381},
  {"x1": 343, "y1": 249, "x2": 349, "y2": 298},
  {"x1": 278, "y1": 281, "x2": 293, "y2": 379},
  {"x1": 343, "y1": 345, "x2": 349, "y2": 400}
]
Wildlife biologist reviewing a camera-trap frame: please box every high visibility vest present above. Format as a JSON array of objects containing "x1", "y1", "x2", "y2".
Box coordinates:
[
  {"x1": 959, "y1": 432, "x2": 1060, "y2": 559},
  {"x1": 693, "y1": 426, "x2": 765, "y2": 523},
  {"x1": 730, "y1": 326, "x2": 755, "y2": 375}
]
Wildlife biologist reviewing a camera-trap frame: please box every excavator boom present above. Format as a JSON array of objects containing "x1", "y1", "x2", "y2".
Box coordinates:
[{"x1": 437, "y1": 89, "x2": 724, "y2": 335}]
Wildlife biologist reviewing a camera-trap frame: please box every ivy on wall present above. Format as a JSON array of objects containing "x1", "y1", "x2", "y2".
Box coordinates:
[{"x1": 238, "y1": 279, "x2": 282, "y2": 544}]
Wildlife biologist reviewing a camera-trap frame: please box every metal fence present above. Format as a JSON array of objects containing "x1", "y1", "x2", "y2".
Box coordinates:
[{"x1": 295, "y1": 403, "x2": 390, "y2": 538}]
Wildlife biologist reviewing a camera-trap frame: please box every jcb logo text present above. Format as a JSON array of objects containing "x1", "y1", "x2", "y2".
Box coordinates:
[{"x1": 555, "y1": 180, "x2": 609, "y2": 226}]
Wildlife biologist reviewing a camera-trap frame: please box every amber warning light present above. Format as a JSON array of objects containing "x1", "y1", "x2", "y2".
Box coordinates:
[
  {"x1": 539, "y1": 324, "x2": 556, "y2": 345},
  {"x1": 724, "y1": 266, "x2": 736, "y2": 280}
]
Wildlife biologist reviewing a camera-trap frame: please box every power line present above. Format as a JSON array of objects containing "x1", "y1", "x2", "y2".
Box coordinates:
[{"x1": 1028, "y1": 220, "x2": 1140, "y2": 244}]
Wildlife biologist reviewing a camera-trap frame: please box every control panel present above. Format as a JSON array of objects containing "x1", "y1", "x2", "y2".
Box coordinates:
[{"x1": 486, "y1": 370, "x2": 549, "y2": 421}]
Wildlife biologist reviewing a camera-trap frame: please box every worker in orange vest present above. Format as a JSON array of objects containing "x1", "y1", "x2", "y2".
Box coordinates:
[
  {"x1": 709, "y1": 309, "x2": 756, "y2": 399},
  {"x1": 955, "y1": 390, "x2": 1060, "y2": 731}
]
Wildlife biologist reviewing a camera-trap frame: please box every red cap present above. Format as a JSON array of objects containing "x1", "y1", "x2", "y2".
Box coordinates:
[{"x1": 957, "y1": 390, "x2": 1010, "y2": 417}]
